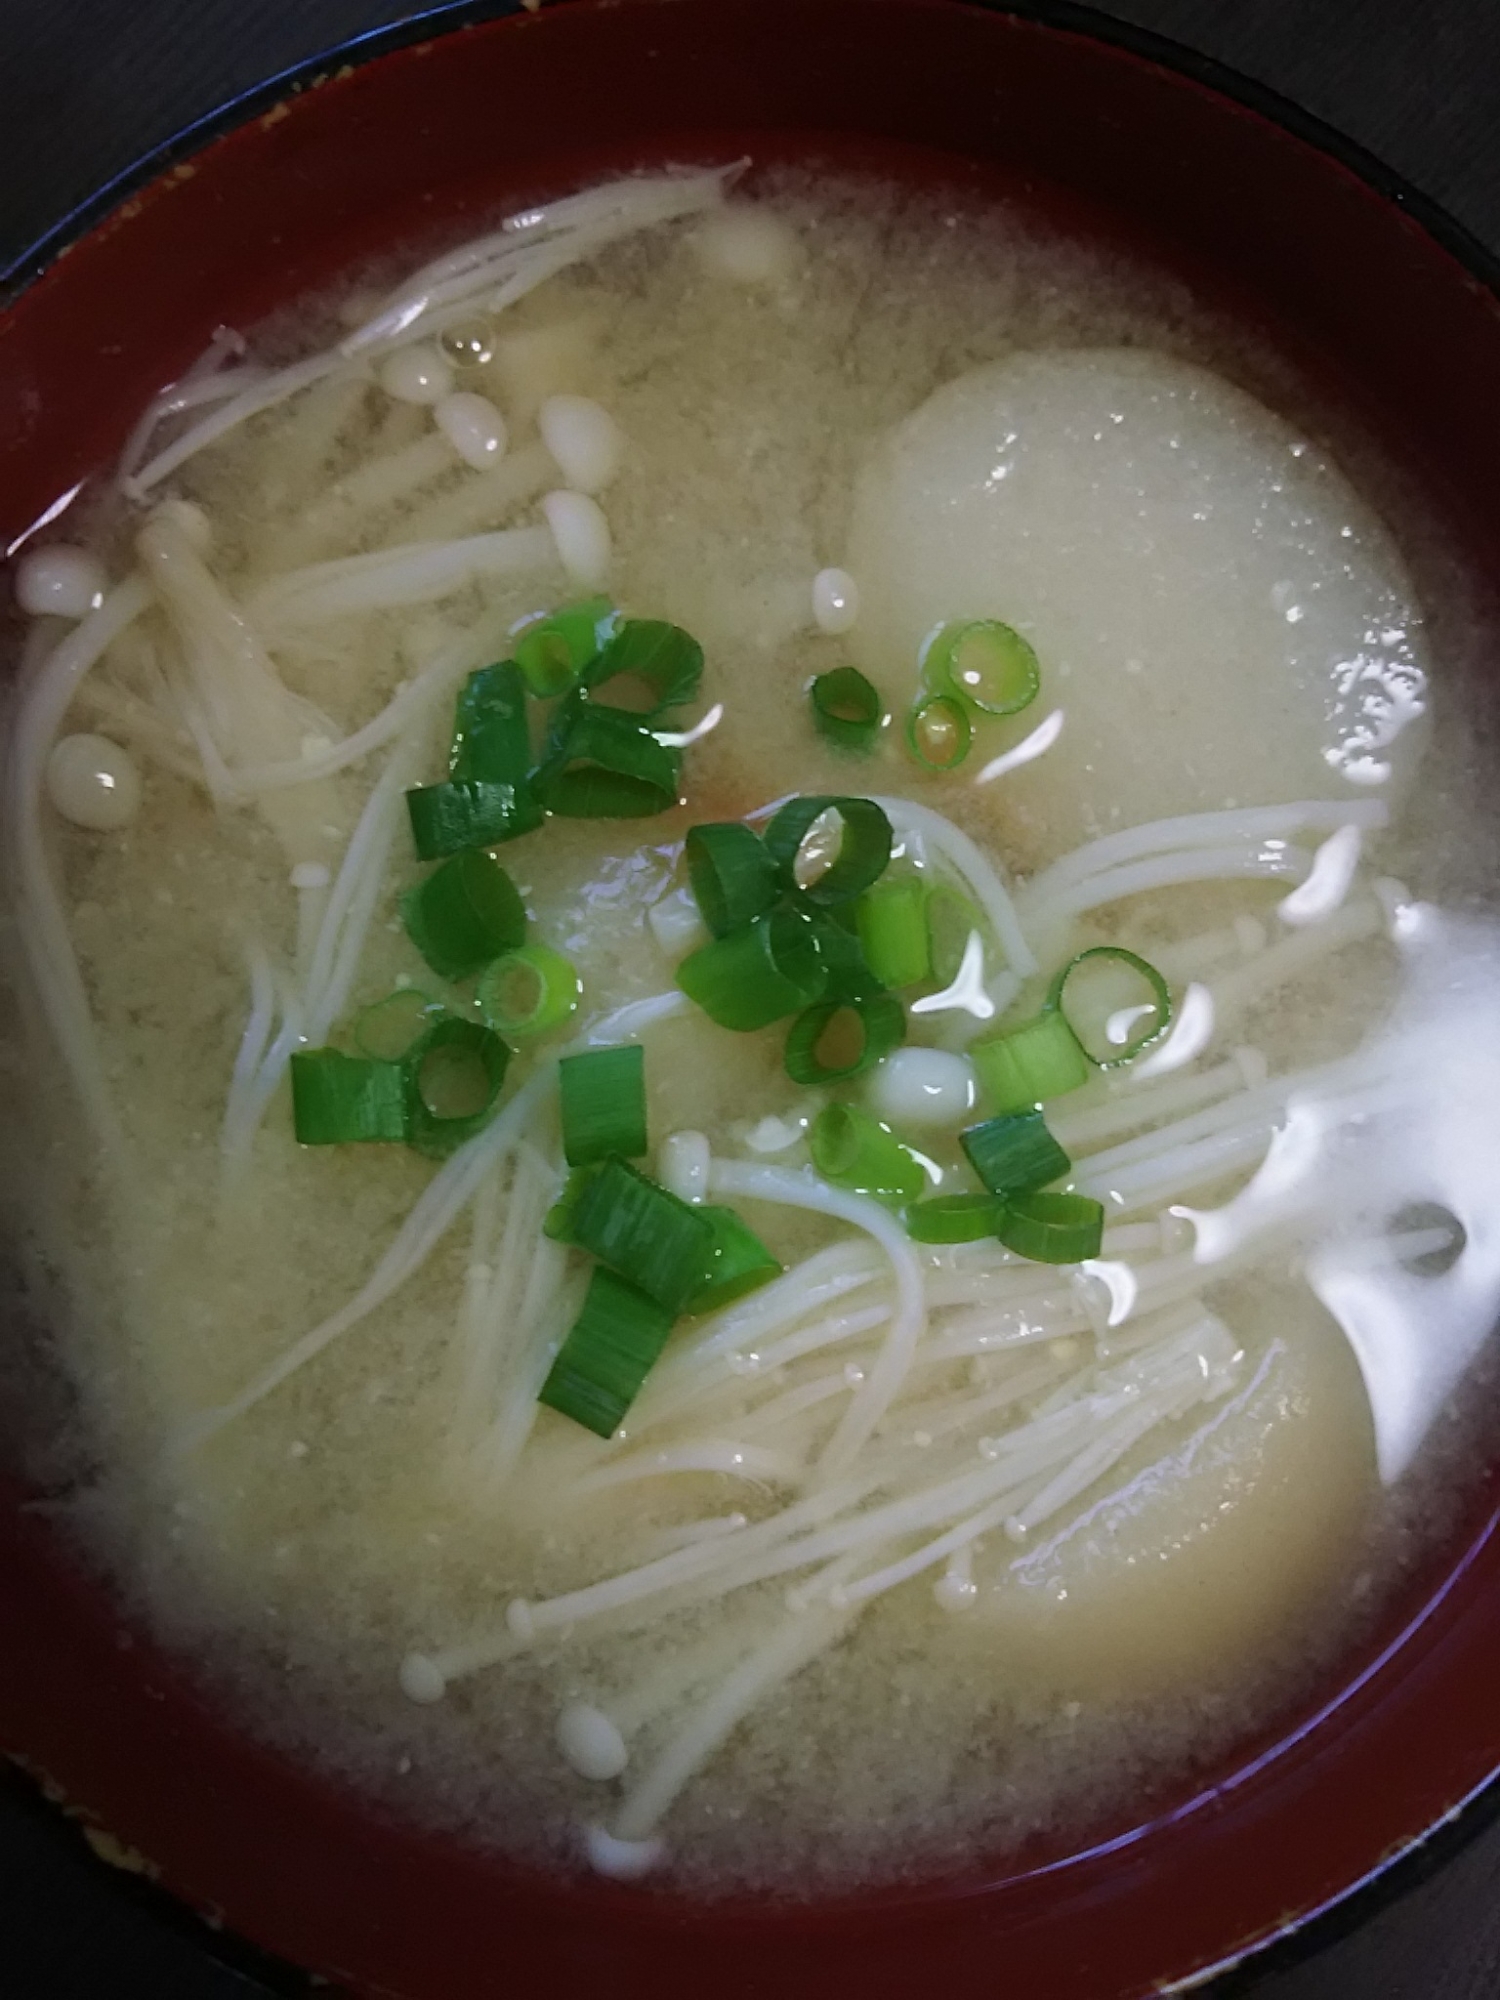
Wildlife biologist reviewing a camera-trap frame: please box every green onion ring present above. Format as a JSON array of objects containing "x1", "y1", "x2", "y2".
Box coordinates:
[
  {"x1": 904, "y1": 1193, "x2": 1004, "y2": 1244},
  {"x1": 810, "y1": 667, "x2": 884, "y2": 753},
  {"x1": 960, "y1": 1108, "x2": 1071, "y2": 1198},
  {"x1": 401, "y1": 848, "x2": 528, "y2": 982},
  {"x1": 924, "y1": 619, "x2": 1041, "y2": 716},
  {"x1": 809, "y1": 1103, "x2": 926, "y2": 1204},
  {"x1": 1046, "y1": 945, "x2": 1173, "y2": 1067},
  {"x1": 676, "y1": 907, "x2": 828, "y2": 1031},
  {"x1": 538, "y1": 1265, "x2": 675, "y2": 1438},
  {"x1": 784, "y1": 992, "x2": 905, "y2": 1085},
  {"x1": 855, "y1": 877, "x2": 931, "y2": 991},
  {"x1": 533, "y1": 704, "x2": 682, "y2": 819},
  {"x1": 514, "y1": 596, "x2": 617, "y2": 697},
  {"x1": 970, "y1": 1009, "x2": 1092, "y2": 1114},
  {"x1": 558, "y1": 1043, "x2": 648, "y2": 1166},
  {"x1": 290, "y1": 1049, "x2": 408, "y2": 1145},
  {"x1": 476, "y1": 945, "x2": 582, "y2": 1040},
  {"x1": 763, "y1": 795, "x2": 894, "y2": 907},
  {"x1": 583, "y1": 618, "x2": 704, "y2": 714},
  {"x1": 685, "y1": 821, "x2": 780, "y2": 938},
  {"x1": 684, "y1": 1205, "x2": 783, "y2": 1314},
  {"x1": 905, "y1": 695, "x2": 972, "y2": 771},
  {"x1": 449, "y1": 659, "x2": 532, "y2": 786},
  {"x1": 994, "y1": 1191, "x2": 1104, "y2": 1264},
  {"x1": 404, "y1": 1016, "x2": 511, "y2": 1158},
  {"x1": 561, "y1": 1155, "x2": 717, "y2": 1314}
]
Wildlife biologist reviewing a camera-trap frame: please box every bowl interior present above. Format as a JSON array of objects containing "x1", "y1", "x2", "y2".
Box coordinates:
[{"x1": 4, "y1": 4, "x2": 1500, "y2": 1996}]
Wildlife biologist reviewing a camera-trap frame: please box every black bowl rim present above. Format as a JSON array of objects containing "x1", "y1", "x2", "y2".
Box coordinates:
[{"x1": 4, "y1": 2, "x2": 1500, "y2": 1993}]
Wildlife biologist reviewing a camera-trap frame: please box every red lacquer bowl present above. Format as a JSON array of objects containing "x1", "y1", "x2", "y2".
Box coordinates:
[{"x1": 5, "y1": 4, "x2": 1500, "y2": 1995}]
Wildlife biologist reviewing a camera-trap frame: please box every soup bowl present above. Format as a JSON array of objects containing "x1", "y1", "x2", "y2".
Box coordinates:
[{"x1": 4, "y1": 3, "x2": 1500, "y2": 1995}]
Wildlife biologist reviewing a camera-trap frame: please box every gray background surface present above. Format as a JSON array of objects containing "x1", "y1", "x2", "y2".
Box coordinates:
[{"x1": 3, "y1": 1, "x2": 1500, "y2": 1993}]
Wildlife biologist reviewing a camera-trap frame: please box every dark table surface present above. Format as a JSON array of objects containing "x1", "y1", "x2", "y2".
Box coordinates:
[{"x1": 4, "y1": 1, "x2": 1500, "y2": 1993}]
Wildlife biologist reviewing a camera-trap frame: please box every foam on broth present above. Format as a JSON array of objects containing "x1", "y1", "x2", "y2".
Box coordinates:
[{"x1": 3, "y1": 164, "x2": 1499, "y2": 1893}]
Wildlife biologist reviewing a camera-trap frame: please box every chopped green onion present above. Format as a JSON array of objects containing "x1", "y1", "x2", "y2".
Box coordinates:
[
  {"x1": 784, "y1": 992, "x2": 905, "y2": 1085},
  {"x1": 926, "y1": 883, "x2": 983, "y2": 986},
  {"x1": 809, "y1": 1103, "x2": 926, "y2": 1203},
  {"x1": 995, "y1": 1190, "x2": 1104, "y2": 1264},
  {"x1": 544, "y1": 1162, "x2": 603, "y2": 1242},
  {"x1": 533, "y1": 704, "x2": 681, "y2": 818},
  {"x1": 514, "y1": 596, "x2": 617, "y2": 697},
  {"x1": 406, "y1": 777, "x2": 544, "y2": 859},
  {"x1": 960, "y1": 1108, "x2": 1071, "y2": 1197},
  {"x1": 541, "y1": 683, "x2": 587, "y2": 753},
  {"x1": 449, "y1": 660, "x2": 531, "y2": 785},
  {"x1": 804, "y1": 907, "x2": 883, "y2": 1001},
  {"x1": 856, "y1": 877, "x2": 931, "y2": 990},
  {"x1": 353, "y1": 988, "x2": 442, "y2": 1061},
  {"x1": 810, "y1": 667, "x2": 884, "y2": 753},
  {"x1": 677, "y1": 907, "x2": 826, "y2": 1031},
  {"x1": 476, "y1": 944, "x2": 581, "y2": 1040},
  {"x1": 563, "y1": 1156, "x2": 717, "y2": 1313},
  {"x1": 905, "y1": 694, "x2": 972, "y2": 771},
  {"x1": 290, "y1": 1049, "x2": 407, "y2": 1144},
  {"x1": 684, "y1": 1205, "x2": 783, "y2": 1314},
  {"x1": 405, "y1": 1016, "x2": 511, "y2": 1158},
  {"x1": 763, "y1": 795, "x2": 893, "y2": 907},
  {"x1": 401, "y1": 848, "x2": 527, "y2": 981},
  {"x1": 905, "y1": 1192, "x2": 1004, "y2": 1244},
  {"x1": 924, "y1": 620, "x2": 1041, "y2": 716},
  {"x1": 971, "y1": 1010, "x2": 1092, "y2": 1114},
  {"x1": 685, "y1": 821, "x2": 780, "y2": 938},
  {"x1": 538, "y1": 1264, "x2": 675, "y2": 1438},
  {"x1": 559, "y1": 1044, "x2": 647, "y2": 1167},
  {"x1": 583, "y1": 618, "x2": 704, "y2": 714},
  {"x1": 1047, "y1": 946, "x2": 1173, "y2": 1067}
]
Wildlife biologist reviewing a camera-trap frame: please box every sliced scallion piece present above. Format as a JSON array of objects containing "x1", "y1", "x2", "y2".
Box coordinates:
[
  {"x1": 905, "y1": 1192, "x2": 1004, "y2": 1244},
  {"x1": 684, "y1": 1205, "x2": 783, "y2": 1314},
  {"x1": 405, "y1": 1016, "x2": 511, "y2": 1158},
  {"x1": 401, "y1": 848, "x2": 528, "y2": 982},
  {"x1": 685, "y1": 822, "x2": 780, "y2": 938},
  {"x1": 449, "y1": 660, "x2": 531, "y2": 785},
  {"x1": 559, "y1": 1043, "x2": 648, "y2": 1166},
  {"x1": 960, "y1": 1108, "x2": 1071, "y2": 1198},
  {"x1": 353, "y1": 988, "x2": 442, "y2": 1062},
  {"x1": 809, "y1": 1103, "x2": 926, "y2": 1203},
  {"x1": 538, "y1": 1265, "x2": 676, "y2": 1438},
  {"x1": 971, "y1": 1010, "x2": 1092, "y2": 1115},
  {"x1": 514, "y1": 596, "x2": 617, "y2": 697},
  {"x1": 905, "y1": 694, "x2": 972, "y2": 771},
  {"x1": 924, "y1": 619, "x2": 1041, "y2": 716},
  {"x1": 290, "y1": 1049, "x2": 408, "y2": 1145},
  {"x1": 677, "y1": 907, "x2": 827, "y2": 1031},
  {"x1": 784, "y1": 992, "x2": 905, "y2": 1085},
  {"x1": 995, "y1": 1190, "x2": 1104, "y2": 1264},
  {"x1": 564, "y1": 1156, "x2": 717, "y2": 1313},
  {"x1": 1047, "y1": 945, "x2": 1172, "y2": 1067},
  {"x1": 533, "y1": 704, "x2": 682, "y2": 818},
  {"x1": 804, "y1": 907, "x2": 883, "y2": 1001},
  {"x1": 856, "y1": 877, "x2": 931, "y2": 990},
  {"x1": 406, "y1": 777, "x2": 544, "y2": 859},
  {"x1": 583, "y1": 619, "x2": 704, "y2": 714},
  {"x1": 476, "y1": 945, "x2": 581, "y2": 1040},
  {"x1": 544, "y1": 1161, "x2": 604, "y2": 1242},
  {"x1": 763, "y1": 795, "x2": 893, "y2": 908},
  {"x1": 810, "y1": 667, "x2": 884, "y2": 753}
]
